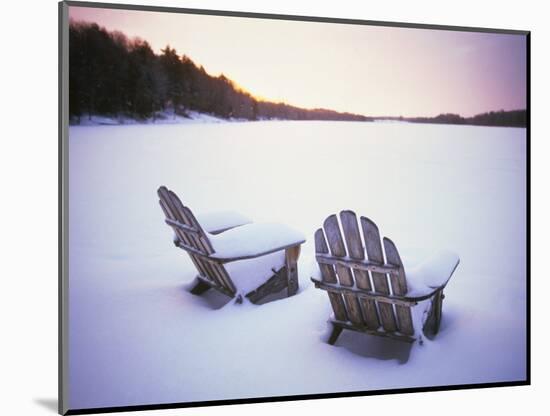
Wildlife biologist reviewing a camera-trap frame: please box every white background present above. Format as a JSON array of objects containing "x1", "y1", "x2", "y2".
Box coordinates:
[{"x1": 0, "y1": 0, "x2": 546, "y2": 415}]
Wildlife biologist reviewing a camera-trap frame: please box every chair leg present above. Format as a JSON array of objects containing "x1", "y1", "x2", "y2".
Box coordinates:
[
  {"x1": 285, "y1": 245, "x2": 301, "y2": 297},
  {"x1": 432, "y1": 291, "x2": 444, "y2": 335},
  {"x1": 190, "y1": 279, "x2": 211, "y2": 295},
  {"x1": 423, "y1": 290, "x2": 444, "y2": 335},
  {"x1": 328, "y1": 325, "x2": 344, "y2": 345}
]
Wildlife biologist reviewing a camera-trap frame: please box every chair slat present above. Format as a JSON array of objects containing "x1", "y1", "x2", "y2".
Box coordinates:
[
  {"x1": 361, "y1": 217, "x2": 398, "y2": 332},
  {"x1": 339, "y1": 211, "x2": 364, "y2": 259},
  {"x1": 314, "y1": 229, "x2": 337, "y2": 283},
  {"x1": 323, "y1": 215, "x2": 354, "y2": 285},
  {"x1": 164, "y1": 188, "x2": 236, "y2": 296},
  {"x1": 323, "y1": 214, "x2": 346, "y2": 256},
  {"x1": 383, "y1": 237, "x2": 408, "y2": 294},
  {"x1": 384, "y1": 237, "x2": 414, "y2": 336},
  {"x1": 340, "y1": 211, "x2": 370, "y2": 288},
  {"x1": 169, "y1": 192, "x2": 212, "y2": 254},
  {"x1": 158, "y1": 193, "x2": 210, "y2": 280},
  {"x1": 159, "y1": 190, "x2": 222, "y2": 290},
  {"x1": 343, "y1": 294, "x2": 364, "y2": 326},
  {"x1": 361, "y1": 217, "x2": 385, "y2": 263},
  {"x1": 323, "y1": 214, "x2": 362, "y2": 326},
  {"x1": 328, "y1": 293, "x2": 348, "y2": 322},
  {"x1": 158, "y1": 188, "x2": 193, "y2": 248},
  {"x1": 340, "y1": 211, "x2": 379, "y2": 329},
  {"x1": 358, "y1": 298, "x2": 381, "y2": 330},
  {"x1": 178, "y1": 201, "x2": 236, "y2": 295},
  {"x1": 165, "y1": 191, "x2": 223, "y2": 287},
  {"x1": 158, "y1": 197, "x2": 184, "y2": 243},
  {"x1": 315, "y1": 229, "x2": 347, "y2": 321}
]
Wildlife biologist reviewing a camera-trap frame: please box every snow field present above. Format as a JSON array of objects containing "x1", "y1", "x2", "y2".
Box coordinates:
[{"x1": 68, "y1": 120, "x2": 526, "y2": 409}]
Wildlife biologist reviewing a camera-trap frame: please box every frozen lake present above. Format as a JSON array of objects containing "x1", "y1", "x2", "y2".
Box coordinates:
[{"x1": 68, "y1": 120, "x2": 527, "y2": 410}]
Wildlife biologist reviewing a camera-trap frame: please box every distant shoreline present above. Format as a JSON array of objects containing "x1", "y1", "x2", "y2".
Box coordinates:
[
  {"x1": 70, "y1": 109, "x2": 526, "y2": 128},
  {"x1": 375, "y1": 109, "x2": 527, "y2": 128}
]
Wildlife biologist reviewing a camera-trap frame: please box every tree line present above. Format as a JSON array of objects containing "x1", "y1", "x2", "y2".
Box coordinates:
[
  {"x1": 405, "y1": 110, "x2": 527, "y2": 128},
  {"x1": 69, "y1": 21, "x2": 371, "y2": 123}
]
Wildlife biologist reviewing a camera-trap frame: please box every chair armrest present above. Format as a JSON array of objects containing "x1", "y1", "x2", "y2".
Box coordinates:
[
  {"x1": 405, "y1": 250, "x2": 460, "y2": 297},
  {"x1": 196, "y1": 210, "x2": 252, "y2": 235},
  {"x1": 209, "y1": 222, "x2": 306, "y2": 262}
]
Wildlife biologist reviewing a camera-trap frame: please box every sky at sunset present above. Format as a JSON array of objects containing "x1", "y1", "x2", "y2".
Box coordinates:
[{"x1": 69, "y1": 6, "x2": 527, "y2": 118}]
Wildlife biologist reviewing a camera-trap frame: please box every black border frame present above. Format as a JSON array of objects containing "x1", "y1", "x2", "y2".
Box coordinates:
[{"x1": 59, "y1": 1, "x2": 531, "y2": 414}]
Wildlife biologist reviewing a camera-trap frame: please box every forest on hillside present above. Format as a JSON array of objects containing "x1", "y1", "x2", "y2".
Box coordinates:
[{"x1": 69, "y1": 21, "x2": 371, "y2": 123}]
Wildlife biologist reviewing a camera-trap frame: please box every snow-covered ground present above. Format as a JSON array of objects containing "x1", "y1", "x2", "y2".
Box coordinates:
[{"x1": 68, "y1": 120, "x2": 527, "y2": 410}]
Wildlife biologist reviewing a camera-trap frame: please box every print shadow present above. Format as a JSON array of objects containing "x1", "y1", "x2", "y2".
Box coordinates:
[
  {"x1": 181, "y1": 280, "x2": 232, "y2": 309},
  {"x1": 34, "y1": 398, "x2": 58, "y2": 413},
  {"x1": 334, "y1": 330, "x2": 413, "y2": 363},
  {"x1": 252, "y1": 280, "x2": 310, "y2": 305}
]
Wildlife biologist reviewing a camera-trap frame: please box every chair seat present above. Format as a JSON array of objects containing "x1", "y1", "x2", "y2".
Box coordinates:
[{"x1": 209, "y1": 223, "x2": 306, "y2": 261}]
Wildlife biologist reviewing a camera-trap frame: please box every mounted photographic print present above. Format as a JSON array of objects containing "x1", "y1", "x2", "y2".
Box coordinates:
[{"x1": 59, "y1": 1, "x2": 530, "y2": 414}]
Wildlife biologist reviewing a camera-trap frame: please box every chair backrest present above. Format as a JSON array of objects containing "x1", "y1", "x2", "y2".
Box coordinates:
[
  {"x1": 314, "y1": 211, "x2": 414, "y2": 336},
  {"x1": 157, "y1": 186, "x2": 236, "y2": 296}
]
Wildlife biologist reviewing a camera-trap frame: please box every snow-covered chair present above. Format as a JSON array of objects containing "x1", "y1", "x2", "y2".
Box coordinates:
[
  {"x1": 311, "y1": 211, "x2": 459, "y2": 344},
  {"x1": 158, "y1": 186, "x2": 306, "y2": 304}
]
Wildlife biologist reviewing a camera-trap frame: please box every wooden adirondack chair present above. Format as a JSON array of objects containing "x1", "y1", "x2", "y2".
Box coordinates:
[
  {"x1": 311, "y1": 211, "x2": 459, "y2": 344},
  {"x1": 158, "y1": 186, "x2": 306, "y2": 304}
]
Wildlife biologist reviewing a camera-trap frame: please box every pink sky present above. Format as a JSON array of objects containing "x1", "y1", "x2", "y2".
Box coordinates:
[{"x1": 69, "y1": 6, "x2": 527, "y2": 118}]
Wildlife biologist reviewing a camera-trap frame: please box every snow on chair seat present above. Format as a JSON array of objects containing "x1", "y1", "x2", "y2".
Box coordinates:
[
  {"x1": 196, "y1": 210, "x2": 252, "y2": 235},
  {"x1": 311, "y1": 211, "x2": 459, "y2": 344},
  {"x1": 209, "y1": 223, "x2": 307, "y2": 261},
  {"x1": 158, "y1": 186, "x2": 306, "y2": 304}
]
